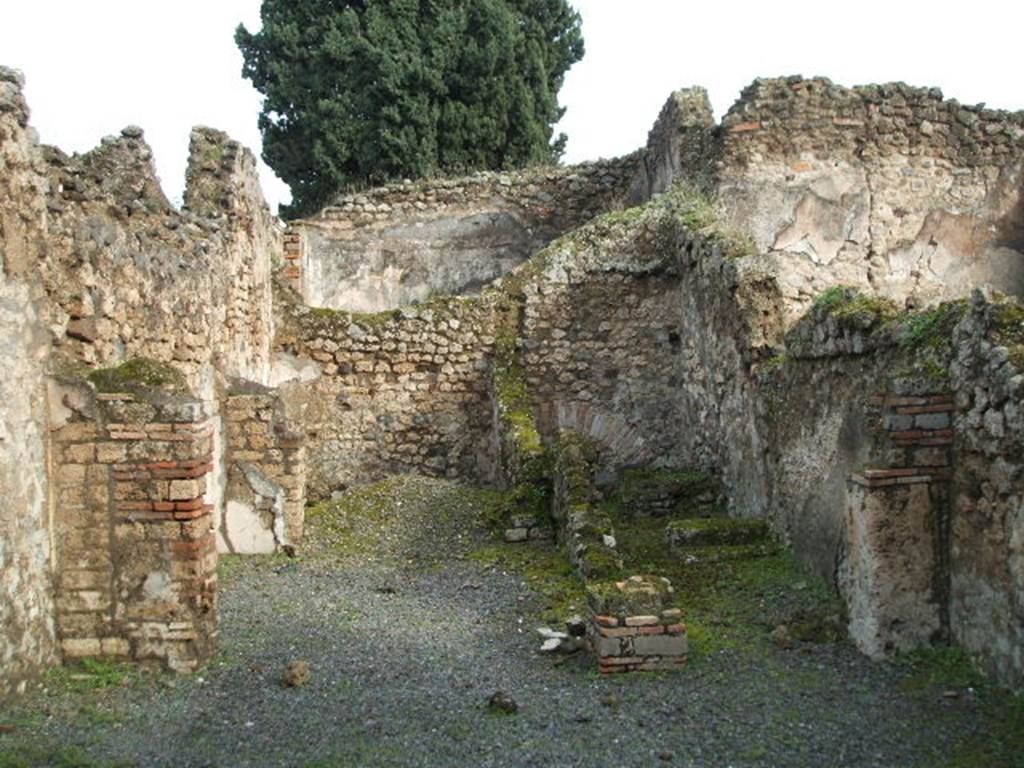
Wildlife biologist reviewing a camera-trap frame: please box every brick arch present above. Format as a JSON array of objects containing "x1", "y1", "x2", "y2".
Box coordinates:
[{"x1": 540, "y1": 400, "x2": 652, "y2": 467}]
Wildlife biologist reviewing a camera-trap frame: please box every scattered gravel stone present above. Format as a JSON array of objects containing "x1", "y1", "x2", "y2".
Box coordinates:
[
  {"x1": 283, "y1": 660, "x2": 311, "y2": 688},
  {"x1": 771, "y1": 623, "x2": 794, "y2": 649},
  {"x1": 487, "y1": 690, "x2": 518, "y2": 715},
  {"x1": 0, "y1": 477, "x2": 1018, "y2": 768}
]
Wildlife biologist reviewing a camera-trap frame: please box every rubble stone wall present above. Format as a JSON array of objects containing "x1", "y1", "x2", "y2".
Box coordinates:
[
  {"x1": 0, "y1": 66, "x2": 58, "y2": 697},
  {"x1": 948, "y1": 295, "x2": 1024, "y2": 684},
  {"x1": 38, "y1": 124, "x2": 279, "y2": 388},
  {"x1": 274, "y1": 290, "x2": 504, "y2": 499},
  {"x1": 643, "y1": 77, "x2": 1024, "y2": 323},
  {"x1": 291, "y1": 157, "x2": 642, "y2": 313},
  {"x1": 1, "y1": 66, "x2": 283, "y2": 696}
]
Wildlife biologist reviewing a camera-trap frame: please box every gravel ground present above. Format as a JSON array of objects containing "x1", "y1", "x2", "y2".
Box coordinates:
[{"x1": 0, "y1": 477, "x2": 1020, "y2": 768}]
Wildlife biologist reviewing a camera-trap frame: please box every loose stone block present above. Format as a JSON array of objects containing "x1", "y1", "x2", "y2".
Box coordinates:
[{"x1": 634, "y1": 633, "x2": 689, "y2": 657}]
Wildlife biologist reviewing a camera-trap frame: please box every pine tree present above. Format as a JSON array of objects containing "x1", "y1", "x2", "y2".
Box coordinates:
[{"x1": 236, "y1": 0, "x2": 584, "y2": 218}]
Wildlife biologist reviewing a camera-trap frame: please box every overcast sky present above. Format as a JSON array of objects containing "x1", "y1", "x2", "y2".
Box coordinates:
[{"x1": 2, "y1": 1, "x2": 1020, "y2": 213}]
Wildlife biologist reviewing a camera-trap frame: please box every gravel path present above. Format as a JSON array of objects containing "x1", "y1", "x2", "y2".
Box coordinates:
[{"x1": 0, "y1": 477, "x2": 1020, "y2": 768}]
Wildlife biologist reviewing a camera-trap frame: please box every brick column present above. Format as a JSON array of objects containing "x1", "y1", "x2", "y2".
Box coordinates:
[
  {"x1": 53, "y1": 389, "x2": 218, "y2": 672},
  {"x1": 841, "y1": 392, "x2": 953, "y2": 658},
  {"x1": 586, "y1": 575, "x2": 688, "y2": 674},
  {"x1": 283, "y1": 228, "x2": 304, "y2": 295}
]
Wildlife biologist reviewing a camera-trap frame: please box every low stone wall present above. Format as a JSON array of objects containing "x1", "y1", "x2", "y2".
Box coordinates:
[
  {"x1": 491, "y1": 303, "x2": 553, "y2": 543},
  {"x1": 551, "y1": 431, "x2": 623, "y2": 581},
  {"x1": 289, "y1": 157, "x2": 641, "y2": 313},
  {"x1": 221, "y1": 383, "x2": 306, "y2": 554},
  {"x1": 51, "y1": 379, "x2": 218, "y2": 673},
  {"x1": 550, "y1": 431, "x2": 688, "y2": 674}
]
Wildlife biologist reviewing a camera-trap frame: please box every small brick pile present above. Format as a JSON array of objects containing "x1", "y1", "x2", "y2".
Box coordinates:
[{"x1": 587, "y1": 576, "x2": 688, "y2": 674}]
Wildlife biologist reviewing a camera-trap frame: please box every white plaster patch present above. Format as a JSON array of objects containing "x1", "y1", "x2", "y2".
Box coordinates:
[
  {"x1": 269, "y1": 352, "x2": 322, "y2": 387},
  {"x1": 223, "y1": 500, "x2": 277, "y2": 555},
  {"x1": 142, "y1": 571, "x2": 173, "y2": 601}
]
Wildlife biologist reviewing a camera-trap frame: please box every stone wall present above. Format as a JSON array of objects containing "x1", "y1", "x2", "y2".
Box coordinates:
[
  {"x1": 841, "y1": 393, "x2": 954, "y2": 658},
  {"x1": 50, "y1": 381, "x2": 218, "y2": 673},
  {"x1": 221, "y1": 383, "x2": 306, "y2": 554},
  {"x1": 38, "y1": 123, "x2": 279, "y2": 387},
  {"x1": 642, "y1": 77, "x2": 1024, "y2": 321},
  {"x1": 290, "y1": 157, "x2": 642, "y2": 313},
  {"x1": 0, "y1": 66, "x2": 58, "y2": 697},
  {"x1": 748, "y1": 289, "x2": 1023, "y2": 686},
  {"x1": 948, "y1": 293, "x2": 1024, "y2": 684},
  {"x1": 0, "y1": 66, "x2": 284, "y2": 696},
  {"x1": 274, "y1": 288, "x2": 503, "y2": 499}
]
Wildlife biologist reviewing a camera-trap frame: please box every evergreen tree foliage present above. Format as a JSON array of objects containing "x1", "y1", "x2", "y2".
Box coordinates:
[{"x1": 236, "y1": 0, "x2": 584, "y2": 218}]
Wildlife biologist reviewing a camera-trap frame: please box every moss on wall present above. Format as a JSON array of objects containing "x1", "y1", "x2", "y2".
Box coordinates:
[{"x1": 87, "y1": 358, "x2": 190, "y2": 396}]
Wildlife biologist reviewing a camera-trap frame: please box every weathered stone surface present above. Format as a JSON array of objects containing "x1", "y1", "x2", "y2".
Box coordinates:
[
  {"x1": 2, "y1": 63, "x2": 1024, "y2": 696},
  {"x1": 840, "y1": 482, "x2": 945, "y2": 658},
  {"x1": 294, "y1": 159, "x2": 641, "y2": 313}
]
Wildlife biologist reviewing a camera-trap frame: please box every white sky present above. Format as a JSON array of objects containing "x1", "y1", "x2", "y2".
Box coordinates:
[{"x1": 2, "y1": 1, "x2": 1021, "y2": 213}]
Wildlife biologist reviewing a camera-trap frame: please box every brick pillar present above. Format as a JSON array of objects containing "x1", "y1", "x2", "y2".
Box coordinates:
[
  {"x1": 53, "y1": 389, "x2": 218, "y2": 672},
  {"x1": 841, "y1": 392, "x2": 953, "y2": 658},
  {"x1": 283, "y1": 228, "x2": 304, "y2": 295}
]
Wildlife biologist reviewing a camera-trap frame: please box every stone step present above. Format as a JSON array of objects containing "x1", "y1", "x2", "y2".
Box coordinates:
[
  {"x1": 670, "y1": 542, "x2": 778, "y2": 563},
  {"x1": 665, "y1": 517, "x2": 770, "y2": 549}
]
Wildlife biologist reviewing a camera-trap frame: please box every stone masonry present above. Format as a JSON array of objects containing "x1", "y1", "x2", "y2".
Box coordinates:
[
  {"x1": 51, "y1": 384, "x2": 217, "y2": 673},
  {"x1": 841, "y1": 393, "x2": 954, "y2": 658},
  {"x1": 2, "y1": 60, "x2": 1023, "y2": 695}
]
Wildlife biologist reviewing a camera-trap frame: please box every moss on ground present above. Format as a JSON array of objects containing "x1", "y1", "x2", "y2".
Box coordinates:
[
  {"x1": 468, "y1": 540, "x2": 588, "y2": 626},
  {"x1": 0, "y1": 745, "x2": 128, "y2": 768},
  {"x1": 303, "y1": 478, "x2": 424, "y2": 561},
  {"x1": 601, "y1": 501, "x2": 842, "y2": 660},
  {"x1": 87, "y1": 358, "x2": 189, "y2": 395},
  {"x1": 895, "y1": 647, "x2": 1024, "y2": 767},
  {"x1": 666, "y1": 516, "x2": 769, "y2": 546},
  {"x1": 43, "y1": 658, "x2": 138, "y2": 693}
]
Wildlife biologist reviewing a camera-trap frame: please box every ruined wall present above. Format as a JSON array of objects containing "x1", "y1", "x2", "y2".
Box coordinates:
[
  {"x1": 1, "y1": 66, "x2": 285, "y2": 695},
  {"x1": 634, "y1": 86, "x2": 717, "y2": 200},
  {"x1": 949, "y1": 293, "x2": 1024, "y2": 684},
  {"x1": 713, "y1": 78, "x2": 1024, "y2": 318},
  {"x1": 38, "y1": 123, "x2": 279, "y2": 388},
  {"x1": 519, "y1": 207, "x2": 691, "y2": 470},
  {"x1": 221, "y1": 383, "x2": 306, "y2": 554},
  {"x1": 274, "y1": 289, "x2": 503, "y2": 499},
  {"x1": 0, "y1": 66, "x2": 58, "y2": 697},
  {"x1": 291, "y1": 157, "x2": 641, "y2": 313},
  {"x1": 50, "y1": 384, "x2": 217, "y2": 673}
]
